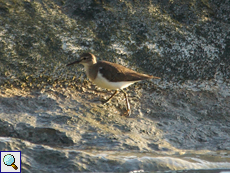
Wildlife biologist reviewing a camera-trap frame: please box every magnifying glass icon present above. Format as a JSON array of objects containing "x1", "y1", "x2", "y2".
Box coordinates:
[{"x1": 3, "y1": 154, "x2": 18, "y2": 170}]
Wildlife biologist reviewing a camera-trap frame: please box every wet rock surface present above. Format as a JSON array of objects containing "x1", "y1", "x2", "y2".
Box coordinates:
[{"x1": 0, "y1": 0, "x2": 230, "y2": 172}]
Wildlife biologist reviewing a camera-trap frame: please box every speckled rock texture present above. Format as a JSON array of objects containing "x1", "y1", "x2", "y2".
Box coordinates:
[{"x1": 0, "y1": 0, "x2": 230, "y2": 172}]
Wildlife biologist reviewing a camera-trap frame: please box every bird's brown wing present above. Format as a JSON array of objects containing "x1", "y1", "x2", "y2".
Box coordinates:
[{"x1": 97, "y1": 61, "x2": 157, "y2": 82}]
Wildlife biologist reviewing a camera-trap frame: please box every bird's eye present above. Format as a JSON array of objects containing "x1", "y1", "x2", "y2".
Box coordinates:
[{"x1": 83, "y1": 57, "x2": 86, "y2": 60}]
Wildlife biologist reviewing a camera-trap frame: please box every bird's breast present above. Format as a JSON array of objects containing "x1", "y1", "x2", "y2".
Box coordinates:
[{"x1": 92, "y1": 71, "x2": 136, "y2": 90}]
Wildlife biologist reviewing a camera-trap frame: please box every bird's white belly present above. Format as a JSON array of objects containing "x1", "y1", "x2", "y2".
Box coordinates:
[{"x1": 93, "y1": 71, "x2": 136, "y2": 90}]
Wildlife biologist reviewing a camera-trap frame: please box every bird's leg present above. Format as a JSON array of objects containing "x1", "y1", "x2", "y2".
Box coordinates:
[
  {"x1": 101, "y1": 90, "x2": 118, "y2": 104},
  {"x1": 121, "y1": 90, "x2": 131, "y2": 116}
]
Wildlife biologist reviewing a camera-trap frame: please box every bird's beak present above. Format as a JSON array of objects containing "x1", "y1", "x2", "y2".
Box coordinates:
[{"x1": 66, "y1": 59, "x2": 81, "y2": 66}]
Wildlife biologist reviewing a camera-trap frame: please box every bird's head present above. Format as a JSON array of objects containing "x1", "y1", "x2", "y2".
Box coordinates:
[{"x1": 67, "y1": 53, "x2": 97, "y2": 67}]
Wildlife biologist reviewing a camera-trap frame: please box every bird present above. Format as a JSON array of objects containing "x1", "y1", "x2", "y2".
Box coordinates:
[{"x1": 67, "y1": 52, "x2": 160, "y2": 116}]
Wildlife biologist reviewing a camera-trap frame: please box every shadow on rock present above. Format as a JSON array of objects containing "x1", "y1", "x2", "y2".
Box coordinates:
[{"x1": 0, "y1": 120, "x2": 74, "y2": 147}]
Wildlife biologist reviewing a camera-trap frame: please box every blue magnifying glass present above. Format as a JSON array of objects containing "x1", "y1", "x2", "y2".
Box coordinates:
[{"x1": 3, "y1": 154, "x2": 18, "y2": 170}]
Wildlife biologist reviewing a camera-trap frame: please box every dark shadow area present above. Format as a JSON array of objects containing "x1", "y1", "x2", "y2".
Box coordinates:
[
  {"x1": 62, "y1": 0, "x2": 121, "y2": 50},
  {"x1": 0, "y1": 120, "x2": 74, "y2": 147}
]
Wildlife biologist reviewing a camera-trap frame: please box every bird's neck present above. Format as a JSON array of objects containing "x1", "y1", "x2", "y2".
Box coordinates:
[
  {"x1": 83, "y1": 64, "x2": 95, "y2": 81},
  {"x1": 82, "y1": 59, "x2": 98, "y2": 81}
]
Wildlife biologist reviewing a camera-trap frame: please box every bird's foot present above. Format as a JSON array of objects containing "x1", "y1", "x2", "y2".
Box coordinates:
[
  {"x1": 121, "y1": 109, "x2": 131, "y2": 117},
  {"x1": 101, "y1": 91, "x2": 118, "y2": 104},
  {"x1": 101, "y1": 98, "x2": 110, "y2": 104}
]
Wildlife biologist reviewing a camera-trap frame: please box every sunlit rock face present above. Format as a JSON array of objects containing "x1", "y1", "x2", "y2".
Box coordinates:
[{"x1": 0, "y1": 0, "x2": 230, "y2": 172}]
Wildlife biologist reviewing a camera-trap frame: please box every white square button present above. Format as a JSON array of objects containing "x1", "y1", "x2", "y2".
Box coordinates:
[{"x1": 0, "y1": 151, "x2": 21, "y2": 173}]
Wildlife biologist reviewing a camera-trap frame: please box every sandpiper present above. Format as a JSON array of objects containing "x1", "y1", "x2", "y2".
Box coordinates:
[{"x1": 67, "y1": 53, "x2": 160, "y2": 116}]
